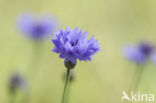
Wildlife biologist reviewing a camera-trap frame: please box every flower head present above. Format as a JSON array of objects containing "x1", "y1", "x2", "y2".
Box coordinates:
[
  {"x1": 52, "y1": 27, "x2": 100, "y2": 64},
  {"x1": 17, "y1": 13, "x2": 57, "y2": 40},
  {"x1": 8, "y1": 72, "x2": 28, "y2": 93},
  {"x1": 123, "y1": 41, "x2": 155, "y2": 64}
]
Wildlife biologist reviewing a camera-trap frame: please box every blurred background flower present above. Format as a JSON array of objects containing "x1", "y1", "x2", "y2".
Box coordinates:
[
  {"x1": 8, "y1": 72, "x2": 28, "y2": 93},
  {"x1": 122, "y1": 41, "x2": 156, "y2": 93},
  {"x1": 8, "y1": 72, "x2": 29, "y2": 103},
  {"x1": 123, "y1": 41, "x2": 156, "y2": 65},
  {"x1": 17, "y1": 13, "x2": 58, "y2": 41},
  {"x1": 16, "y1": 13, "x2": 59, "y2": 78}
]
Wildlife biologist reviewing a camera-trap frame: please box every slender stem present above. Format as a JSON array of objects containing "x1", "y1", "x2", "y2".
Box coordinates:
[
  {"x1": 9, "y1": 92, "x2": 16, "y2": 103},
  {"x1": 65, "y1": 83, "x2": 71, "y2": 103},
  {"x1": 130, "y1": 64, "x2": 145, "y2": 91},
  {"x1": 20, "y1": 93, "x2": 30, "y2": 103},
  {"x1": 134, "y1": 66, "x2": 144, "y2": 90},
  {"x1": 123, "y1": 64, "x2": 145, "y2": 103},
  {"x1": 61, "y1": 69, "x2": 70, "y2": 103},
  {"x1": 29, "y1": 43, "x2": 42, "y2": 75}
]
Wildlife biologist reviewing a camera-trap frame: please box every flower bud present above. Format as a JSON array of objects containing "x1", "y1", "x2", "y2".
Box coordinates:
[{"x1": 64, "y1": 61, "x2": 76, "y2": 69}]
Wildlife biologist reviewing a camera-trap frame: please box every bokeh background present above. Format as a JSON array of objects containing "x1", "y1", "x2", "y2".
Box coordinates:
[{"x1": 1, "y1": 0, "x2": 156, "y2": 103}]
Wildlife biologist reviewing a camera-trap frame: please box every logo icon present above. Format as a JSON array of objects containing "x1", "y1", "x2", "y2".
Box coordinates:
[
  {"x1": 121, "y1": 91, "x2": 130, "y2": 101},
  {"x1": 121, "y1": 91, "x2": 154, "y2": 102}
]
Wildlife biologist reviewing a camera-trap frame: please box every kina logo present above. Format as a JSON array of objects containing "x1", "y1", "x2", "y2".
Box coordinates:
[{"x1": 121, "y1": 91, "x2": 154, "y2": 102}]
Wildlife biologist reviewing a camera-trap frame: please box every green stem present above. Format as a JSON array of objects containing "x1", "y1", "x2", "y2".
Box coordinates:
[
  {"x1": 130, "y1": 64, "x2": 145, "y2": 91},
  {"x1": 20, "y1": 93, "x2": 30, "y2": 103},
  {"x1": 123, "y1": 65, "x2": 145, "y2": 103},
  {"x1": 61, "y1": 69, "x2": 70, "y2": 103},
  {"x1": 65, "y1": 83, "x2": 71, "y2": 103},
  {"x1": 9, "y1": 92, "x2": 16, "y2": 103}
]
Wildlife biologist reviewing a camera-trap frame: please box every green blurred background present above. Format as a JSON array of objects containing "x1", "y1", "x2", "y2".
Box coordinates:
[{"x1": 0, "y1": 0, "x2": 156, "y2": 103}]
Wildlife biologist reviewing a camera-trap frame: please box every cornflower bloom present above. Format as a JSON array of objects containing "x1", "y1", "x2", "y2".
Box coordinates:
[
  {"x1": 122, "y1": 41, "x2": 156, "y2": 92},
  {"x1": 52, "y1": 27, "x2": 100, "y2": 103},
  {"x1": 123, "y1": 42, "x2": 154, "y2": 64},
  {"x1": 8, "y1": 72, "x2": 28, "y2": 103},
  {"x1": 17, "y1": 13, "x2": 57, "y2": 41}
]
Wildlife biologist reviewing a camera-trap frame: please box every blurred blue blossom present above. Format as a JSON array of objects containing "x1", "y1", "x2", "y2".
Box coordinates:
[
  {"x1": 17, "y1": 13, "x2": 57, "y2": 40},
  {"x1": 123, "y1": 41, "x2": 156, "y2": 64},
  {"x1": 52, "y1": 27, "x2": 100, "y2": 64},
  {"x1": 8, "y1": 72, "x2": 28, "y2": 93}
]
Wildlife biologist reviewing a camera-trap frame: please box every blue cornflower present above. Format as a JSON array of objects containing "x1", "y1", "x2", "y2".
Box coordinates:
[
  {"x1": 52, "y1": 27, "x2": 100, "y2": 64},
  {"x1": 8, "y1": 72, "x2": 28, "y2": 93},
  {"x1": 17, "y1": 13, "x2": 57, "y2": 40},
  {"x1": 123, "y1": 41, "x2": 155, "y2": 64}
]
